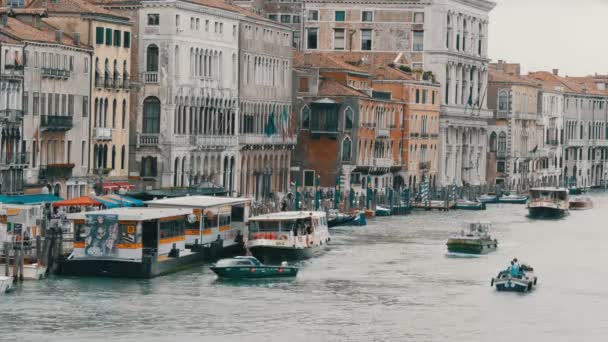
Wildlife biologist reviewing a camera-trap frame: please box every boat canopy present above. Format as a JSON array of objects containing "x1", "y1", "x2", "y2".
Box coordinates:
[
  {"x1": 0, "y1": 194, "x2": 62, "y2": 204},
  {"x1": 146, "y1": 195, "x2": 251, "y2": 209},
  {"x1": 66, "y1": 207, "x2": 192, "y2": 221},
  {"x1": 249, "y1": 211, "x2": 326, "y2": 222},
  {"x1": 52, "y1": 196, "x2": 102, "y2": 208}
]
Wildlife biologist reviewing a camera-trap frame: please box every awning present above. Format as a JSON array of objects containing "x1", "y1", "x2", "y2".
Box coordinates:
[
  {"x1": 105, "y1": 194, "x2": 144, "y2": 207},
  {"x1": 94, "y1": 196, "x2": 123, "y2": 209},
  {"x1": 102, "y1": 181, "x2": 135, "y2": 191},
  {"x1": 52, "y1": 196, "x2": 102, "y2": 207},
  {"x1": 0, "y1": 194, "x2": 63, "y2": 204}
]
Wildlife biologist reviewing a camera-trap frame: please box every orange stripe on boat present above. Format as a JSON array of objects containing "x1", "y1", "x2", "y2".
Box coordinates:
[
  {"x1": 117, "y1": 243, "x2": 142, "y2": 249},
  {"x1": 219, "y1": 225, "x2": 231, "y2": 232},
  {"x1": 73, "y1": 242, "x2": 85, "y2": 248},
  {"x1": 202, "y1": 229, "x2": 212, "y2": 235},
  {"x1": 159, "y1": 236, "x2": 186, "y2": 244},
  {"x1": 185, "y1": 229, "x2": 200, "y2": 235}
]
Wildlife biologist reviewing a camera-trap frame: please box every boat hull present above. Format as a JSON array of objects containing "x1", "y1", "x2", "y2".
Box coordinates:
[
  {"x1": 210, "y1": 266, "x2": 298, "y2": 279},
  {"x1": 495, "y1": 279, "x2": 533, "y2": 292},
  {"x1": 455, "y1": 203, "x2": 486, "y2": 210},
  {"x1": 528, "y1": 207, "x2": 567, "y2": 218},
  {"x1": 446, "y1": 241, "x2": 497, "y2": 255},
  {"x1": 328, "y1": 215, "x2": 356, "y2": 228},
  {"x1": 0, "y1": 276, "x2": 12, "y2": 294},
  {"x1": 249, "y1": 245, "x2": 324, "y2": 263},
  {"x1": 498, "y1": 198, "x2": 528, "y2": 204}
]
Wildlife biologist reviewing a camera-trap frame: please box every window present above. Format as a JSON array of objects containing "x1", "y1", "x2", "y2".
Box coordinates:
[
  {"x1": 335, "y1": 10, "x2": 345, "y2": 22},
  {"x1": 303, "y1": 170, "x2": 315, "y2": 187},
  {"x1": 122, "y1": 100, "x2": 127, "y2": 128},
  {"x1": 81, "y1": 141, "x2": 86, "y2": 166},
  {"x1": 293, "y1": 15, "x2": 301, "y2": 23},
  {"x1": 121, "y1": 145, "x2": 126, "y2": 170},
  {"x1": 342, "y1": 137, "x2": 352, "y2": 161},
  {"x1": 84, "y1": 57, "x2": 88, "y2": 73},
  {"x1": 269, "y1": 14, "x2": 278, "y2": 21},
  {"x1": 345, "y1": 107, "x2": 353, "y2": 129},
  {"x1": 147, "y1": 13, "x2": 160, "y2": 26},
  {"x1": 143, "y1": 96, "x2": 160, "y2": 133},
  {"x1": 432, "y1": 91, "x2": 436, "y2": 105},
  {"x1": 124, "y1": 32, "x2": 131, "y2": 48},
  {"x1": 196, "y1": 18, "x2": 200, "y2": 30},
  {"x1": 281, "y1": 15, "x2": 291, "y2": 24},
  {"x1": 298, "y1": 77, "x2": 309, "y2": 92},
  {"x1": 114, "y1": 30, "x2": 121, "y2": 46},
  {"x1": 67, "y1": 141, "x2": 72, "y2": 164},
  {"x1": 39, "y1": 93, "x2": 44, "y2": 116},
  {"x1": 361, "y1": 29, "x2": 372, "y2": 50},
  {"x1": 334, "y1": 29, "x2": 345, "y2": 50},
  {"x1": 105, "y1": 28, "x2": 113, "y2": 46},
  {"x1": 413, "y1": 31, "x2": 424, "y2": 51},
  {"x1": 23, "y1": 92, "x2": 28, "y2": 115},
  {"x1": 362, "y1": 10, "x2": 373, "y2": 22},
  {"x1": 205, "y1": 20, "x2": 209, "y2": 32},
  {"x1": 414, "y1": 12, "x2": 425, "y2": 23},
  {"x1": 307, "y1": 10, "x2": 318, "y2": 21},
  {"x1": 498, "y1": 132, "x2": 507, "y2": 152},
  {"x1": 307, "y1": 28, "x2": 318, "y2": 49},
  {"x1": 95, "y1": 27, "x2": 104, "y2": 44},
  {"x1": 498, "y1": 90, "x2": 508, "y2": 111},
  {"x1": 83, "y1": 96, "x2": 88, "y2": 117},
  {"x1": 190, "y1": 17, "x2": 194, "y2": 30},
  {"x1": 146, "y1": 45, "x2": 159, "y2": 72},
  {"x1": 416, "y1": 89, "x2": 420, "y2": 103},
  {"x1": 301, "y1": 106, "x2": 311, "y2": 129},
  {"x1": 68, "y1": 95, "x2": 74, "y2": 116}
]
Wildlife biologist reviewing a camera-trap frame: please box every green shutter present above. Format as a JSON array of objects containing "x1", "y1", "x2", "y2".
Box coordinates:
[
  {"x1": 114, "y1": 30, "x2": 121, "y2": 46},
  {"x1": 124, "y1": 32, "x2": 131, "y2": 48},
  {"x1": 105, "y1": 28, "x2": 112, "y2": 46},
  {"x1": 95, "y1": 27, "x2": 104, "y2": 44}
]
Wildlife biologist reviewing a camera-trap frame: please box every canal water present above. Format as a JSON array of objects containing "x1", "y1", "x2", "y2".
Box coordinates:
[{"x1": 2, "y1": 192, "x2": 608, "y2": 342}]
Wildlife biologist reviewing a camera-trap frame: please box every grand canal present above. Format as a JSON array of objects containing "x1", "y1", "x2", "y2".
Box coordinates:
[{"x1": 2, "y1": 192, "x2": 608, "y2": 341}]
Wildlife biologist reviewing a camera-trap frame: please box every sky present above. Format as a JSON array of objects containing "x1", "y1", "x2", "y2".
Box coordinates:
[{"x1": 489, "y1": 0, "x2": 608, "y2": 77}]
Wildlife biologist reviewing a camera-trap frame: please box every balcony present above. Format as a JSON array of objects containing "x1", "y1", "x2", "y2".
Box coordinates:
[
  {"x1": 410, "y1": 132, "x2": 420, "y2": 138},
  {"x1": 239, "y1": 134, "x2": 296, "y2": 146},
  {"x1": 419, "y1": 161, "x2": 429, "y2": 170},
  {"x1": 0, "y1": 152, "x2": 28, "y2": 167},
  {"x1": 138, "y1": 133, "x2": 159, "y2": 146},
  {"x1": 113, "y1": 77, "x2": 123, "y2": 90},
  {"x1": 373, "y1": 158, "x2": 393, "y2": 168},
  {"x1": 42, "y1": 68, "x2": 70, "y2": 79},
  {"x1": 496, "y1": 111, "x2": 509, "y2": 120},
  {"x1": 94, "y1": 127, "x2": 113, "y2": 141},
  {"x1": 376, "y1": 128, "x2": 389, "y2": 138},
  {"x1": 547, "y1": 139, "x2": 559, "y2": 146},
  {"x1": 0, "y1": 109, "x2": 24, "y2": 122},
  {"x1": 95, "y1": 76, "x2": 104, "y2": 88},
  {"x1": 496, "y1": 150, "x2": 507, "y2": 159},
  {"x1": 123, "y1": 78, "x2": 130, "y2": 90},
  {"x1": 39, "y1": 163, "x2": 74, "y2": 179},
  {"x1": 420, "y1": 132, "x2": 429, "y2": 138},
  {"x1": 40, "y1": 115, "x2": 73, "y2": 132},
  {"x1": 104, "y1": 76, "x2": 113, "y2": 89},
  {"x1": 144, "y1": 72, "x2": 159, "y2": 84}
]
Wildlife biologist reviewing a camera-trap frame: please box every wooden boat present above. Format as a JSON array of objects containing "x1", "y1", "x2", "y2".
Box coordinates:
[
  {"x1": 246, "y1": 211, "x2": 330, "y2": 263},
  {"x1": 327, "y1": 210, "x2": 356, "y2": 228},
  {"x1": 0, "y1": 275, "x2": 12, "y2": 294},
  {"x1": 455, "y1": 199, "x2": 486, "y2": 210},
  {"x1": 209, "y1": 256, "x2": 298, "y2": 279},
  {"x1": 492, "y1": 264, "x2": 537, "y2": 292},
  {"x1": 527, "y1": 188, "x2": 569, "y2": 218},
  {"x1": 569, "y1": 197, "x2": 593, "y2": 210},
  {"x1": 446, "y1": 222, "x2": 497, "y2": 255},
  {"x1": 375, "y1": 206, "x2": 391, "y2": 216},
  {"x1": 479, "y1": 194, "x2": 498, "y2": 204},
  {"x1": 498, "y1": 194, "x2": 528, "y2": 204}
]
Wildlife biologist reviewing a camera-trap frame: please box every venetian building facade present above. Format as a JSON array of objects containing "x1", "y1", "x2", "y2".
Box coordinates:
[
  {"x1": 9, "y1": 11, "x2": 93, "y2": 199},
  {"x1": 237, "y1": 10, "x2": 294, "y2": 198},
  {"x1": 0, "y1": 37, "x2": 25, "y2": 194},
  {"x1": 31, "y1": 0, "x2": 133, "y2": 184}
]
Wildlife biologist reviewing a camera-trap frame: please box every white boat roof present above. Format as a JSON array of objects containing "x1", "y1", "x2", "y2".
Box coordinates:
[
  {"x1": 530, "y1": 187, "x2": 568, "y2": 192},
  {"x1": 249, "y1": 211, "x2": 326, "y2": 221},
  {"x1": 145, "y1": 195, "x2": 252, "y2": 209},
  {"x1": 66, "y1": 207, "x2": 192, "y2": 221}
]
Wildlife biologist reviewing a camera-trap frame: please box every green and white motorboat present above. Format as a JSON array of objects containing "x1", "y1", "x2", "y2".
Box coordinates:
[
  {"x1": 446, "y1": 222, "x2": 498, "y2": 255},
  {"x1": 209, "y1": 256, "x2": 298, "y2": 279}
]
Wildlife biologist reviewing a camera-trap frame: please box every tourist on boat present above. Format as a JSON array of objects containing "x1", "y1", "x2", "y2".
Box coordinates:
[{"x1": 510, "y1": 259, "x2": 521, "y2": 278}]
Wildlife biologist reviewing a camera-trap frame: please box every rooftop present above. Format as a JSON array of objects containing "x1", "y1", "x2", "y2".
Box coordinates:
[
  {"x1": 28, "y1": 0, "x2": 129, "y2": 20},
  {"x1": 146, "y1": 195, "x2": 252, "y2": 209},
  {"x1": 66, "y1": 207, "x2": 192, "y2": 221}
]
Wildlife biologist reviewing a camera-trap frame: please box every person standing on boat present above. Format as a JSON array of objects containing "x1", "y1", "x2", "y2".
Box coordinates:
[{"x1": 510, "y1": 258, "x2": 521, "y2": 277}]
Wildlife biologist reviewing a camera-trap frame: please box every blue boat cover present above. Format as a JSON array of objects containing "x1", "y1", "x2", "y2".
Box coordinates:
[
  {"x1": 107, "y1": 195, "x2": 144, "y2": 207},
  {"x1": 94, "y1": 196, "x2": 122, "y2": 209},
  {"x1": 0, "y1": 194, "x2": 63, "y2": 204}
]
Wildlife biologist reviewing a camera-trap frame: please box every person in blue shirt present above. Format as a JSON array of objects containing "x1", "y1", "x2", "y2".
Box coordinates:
[{"x1": 510, "y1": 258, "x2": 521, "y2": 277}]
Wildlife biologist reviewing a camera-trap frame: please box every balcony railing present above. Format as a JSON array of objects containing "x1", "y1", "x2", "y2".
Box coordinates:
[
  {"x1": 113, "y1": 77, "x2": 123, "y2": 89},
  {"x1": 496, "y1": 111, "x2": 509, "y2": 120},
  {"x1": 0, "y1": 152, "x2": 28, "y2": 166},
  {"x1": 40, "y1": 115, "x2": 73, "y2": 131},
  {"x1": 138, "y1": 133, "x2": 159, "y2": 146},
  {"x1": 95, "y1": 76, "x2": 104, "y2": 88},
  {"x1": 496, "y1": 150, "x2": 507, "y2": 159},
  {"x1": 42, "y1": 68, "x2": 70, "y2": 79},
  {"x1": 420, "y1": 132, "x2": 429, "y2": 138},
  {"x1": 144, "y1": 72, "x2": 159, "y2": 84},
  {"x1": 547, "y1": 139, "x2": 559, "y2": 146},
  {"x1": 104, "y1": 76, "x2": 113, "y2": 88},
  {"x1": 239, "y1": 134, "x2": 296, "y2": 146},
  {"x1": 193, "y1": 135, "x2": 238, "y2": 148},
  {"x1": 419, "y1": 161, "x2": 429, "y2": 170},
  {"x1": 373, "y1": 158, "x2": 393, "y2": 168},
  {"x1": 39, "y1": 163, "x2": 74, "y2": 179},
  {"x1": 123, "y1": 78, "x2": 130, "y2": 90},
  {"x1": 0, "y1": 109, "x2": 24, "y2": 122},
  {"x1": 376, "y1": 128, "x2": 389, "y2": 138},
  {"x1": 95, "y1": 127, "x2": 113, "y2": 140}
]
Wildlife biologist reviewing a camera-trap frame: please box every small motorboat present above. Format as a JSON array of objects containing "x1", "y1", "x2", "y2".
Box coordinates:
[
  {"x1": 491, "y1": 264, "x2": 537, "y2": 292},
  {"x1": 479, "y1": 194, "x2": 498, "y2": 204},
  {"x1": 327, "y1": 210, "x2": 357, "y2": 228},
  {"x1": 375, "y1": 206, "x2": 391, "y2": 217},
  {"x1": 446, "y1": 222, "x2": 497, "y2": 255},
  {"x1": 498, "y1": 194, "x2": 528, "y2": 204},
  {"x1": 568, "y1": 186, "x2": 587, "y2": 195},
  {"x1": 569, "y1": 196, "x2": 593, "y2": 210},
  {"x1": 209, "y1": 256, "x2": 298, "y2": 279},
  {"x1": 0, "y1": 275, "x2": 13, "y2": 294},
  {"x1": 352, "y1": 211, "x2": 367, "y2": 226},
  {"x1": 455, "y1": 199, "x2": 486, "y2": 210}
]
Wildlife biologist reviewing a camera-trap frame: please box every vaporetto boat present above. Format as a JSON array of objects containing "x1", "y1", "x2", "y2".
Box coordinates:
[
  {"x1": 246, "y1": 211, "x2": 330, "y2": 263},
  {"x1": 527, "y1": 188, "x2": 569, "y2": 218}
]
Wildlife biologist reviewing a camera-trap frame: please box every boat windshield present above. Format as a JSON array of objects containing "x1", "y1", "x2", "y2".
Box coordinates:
[
  {"x1": 249, "y1": 220, "x2": 280, "y2": 232},
  {"x1": 531, "y1": 190, "x2": 567, "y2": 201},
  {"x1": 215, "y1": 258, "x2": 253, "y2": 267}
]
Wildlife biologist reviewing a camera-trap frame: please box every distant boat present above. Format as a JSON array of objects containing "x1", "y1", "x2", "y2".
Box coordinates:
[
  {"x1": 446, "y1": 222, "x2": 497, "y2": 255},
  {"x1": 568, "y1": 186, "x2": 587, "y2": 195},
  {"x1": 498, "y1": 194, "x2": 528, "y2": 204},
  {"x1": 375, "y1": 206, "x2": 391, "y2": 216},
  {"x1": 527, "y1": 188, "x2": 569, "y2": 218},
  {"x1": 455, "y1": 199, "x2": 486, "y2": 210},
  {"x1": 492, "y1": 264, "x2": 537, "y2": 292},
  {"x1": 479, "y1": 194, "x2": 498, "y2": 204},
  {"x1": 209, "y1": 256, "x2": 298, "y2": 279},
  {"x1": 569, "y1": 197, "x2": 593, "y2": 210},
  {"x1": 327, "y1": 210, "x2": 357, "y2": 228},
  {"x1": 0, "y1": 275, "x2": 12, "y2": 294}
]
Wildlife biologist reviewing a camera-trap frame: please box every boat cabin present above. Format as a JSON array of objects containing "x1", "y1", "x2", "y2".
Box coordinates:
[
  {"x1": 529, "y1": 188, "x2": 568, "y2": 202},
  {"x1": 0, "y1": 204, "x2": 44, "y2": 253},
  {"x1": 146, "y1": 196, "x2": 252, "y2": 248},
  {"x1": 248, "y1": 211, "x2": 328, "y2": 241},
  {"x1": 67, "y1": 207, "x2": 192, "y2": 261}
]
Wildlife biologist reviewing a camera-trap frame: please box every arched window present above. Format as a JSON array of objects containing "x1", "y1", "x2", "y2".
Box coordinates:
[
  {"x1": 122, "y1": 99, "x2": 127, "y2": 129},
  {"x1": 121, "y1": 145, "x2": 126, "y2": 170},
  {"x1": 498, "y1": 132, "x2": 507, "y2": 152},
  {"x1": 174, "y1": 45, "x2": 179, "y2": 75},
  {"x1": 146, "y1": 44, "x2": 159, "y2": 72},
  {"x1": 111, "y1": 145, "x2": 116, "y2": 169},
  {"x1": 341, "y1": 137, "x2": 352, "y2": 161},
  {"x1": 498, "y1": 90, "x2": 508, "y2": 111},
  {"x1": 112, "y1": 99, "x2": 117, "y2": 128},
  {"x1": 301, "y1": 105, "x2": 310, "y2": 129},
  {"x1": 344, "y1": 107, "x2": 353, "y2": 130},
  {"x1": 142, "y1": 96, "x2": 160, "y2": 133},
  {"x1": 489, "y1": 132, "x2": 497, "y2": 152}
]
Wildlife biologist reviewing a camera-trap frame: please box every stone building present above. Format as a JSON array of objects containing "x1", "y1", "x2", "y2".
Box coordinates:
[
  {"x1": 236, "y1": 7, "x2": 294, "y2": 198},
  {"x1": 487, "y1": 62, "x2": 544, "y2": 191},
  {"x1": 29, "y1": 0, "x2": 133, "y2": 190},
  {"x1": 1, "y1": 9, "x2": 93, "y2": 198},
  {"x1": 0, "y1": 32, "x2": 25, "y2": 194},
  {"x1": 292, "y1": 52, "x2": 406, "y2": 193}
]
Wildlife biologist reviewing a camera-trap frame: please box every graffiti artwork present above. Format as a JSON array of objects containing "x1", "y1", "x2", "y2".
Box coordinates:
[{"x1": 83, "y1": 214, "x2": 120, "y2": 257}]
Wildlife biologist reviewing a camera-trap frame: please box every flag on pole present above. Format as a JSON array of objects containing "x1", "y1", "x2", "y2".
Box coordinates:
[
  {"x1": 281, "y1": 107, "x2": 288, "y2": 143},
  {"x1": 265, "y1": 113, "x2": 276, "y2": 137}
]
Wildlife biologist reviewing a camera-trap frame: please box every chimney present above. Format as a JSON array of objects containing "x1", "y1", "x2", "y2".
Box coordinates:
[
  {"x1": 55, "y1": 30, "x2": 62, "y2": 43},
  {"x1": 552, "y1": 69, "x2": 559, "y2": 76},
  {"x1": 74, "y1": 32, "x2": 80, "y2": 46}
]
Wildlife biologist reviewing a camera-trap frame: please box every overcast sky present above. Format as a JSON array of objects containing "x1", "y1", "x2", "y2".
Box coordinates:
[{"x1": 489, "y1": 0, "x2": 608, "y2": 77}]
